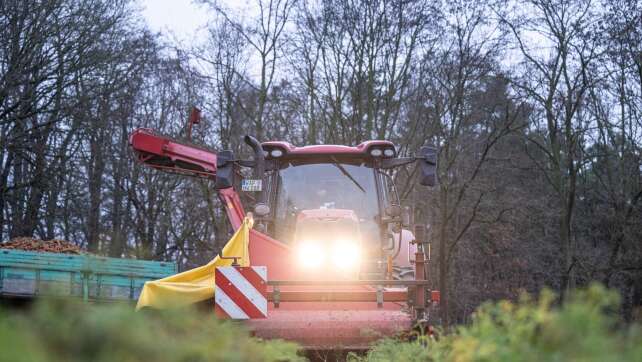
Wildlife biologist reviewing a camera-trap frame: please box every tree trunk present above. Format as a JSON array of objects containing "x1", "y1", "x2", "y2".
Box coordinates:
[
  {"x1": 17, "y1": 129, "x2": 49, "y2": 237},
  {"x1": 438, "y1": 182, "x2": 450, "y2": 328},
  {"x1": 87, "y1": 132, "x2": 105, "y2": 252}
]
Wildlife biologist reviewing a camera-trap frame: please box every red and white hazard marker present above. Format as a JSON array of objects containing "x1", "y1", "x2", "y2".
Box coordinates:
[{"x1": 215, "y1": 266, "x2": 267, "y2": 319}]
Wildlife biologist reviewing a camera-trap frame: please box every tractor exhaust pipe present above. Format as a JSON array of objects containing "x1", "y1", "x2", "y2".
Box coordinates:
[{"x1": 244, "y1": 135, "x2": 270, "y2": 216}]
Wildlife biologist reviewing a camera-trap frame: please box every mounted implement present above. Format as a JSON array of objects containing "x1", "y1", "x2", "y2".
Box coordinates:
[{"x1": 129, "y1": 113, "x2": 439, "y2": 349}]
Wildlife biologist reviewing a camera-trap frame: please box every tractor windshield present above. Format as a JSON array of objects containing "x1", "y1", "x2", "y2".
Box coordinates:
[{"x1": 272, "y1": 162, "x2": 380, "y2": 246}]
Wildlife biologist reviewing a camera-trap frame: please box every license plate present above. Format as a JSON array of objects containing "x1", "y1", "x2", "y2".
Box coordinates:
[{"x1": 241, "y1": 179, "x2": 262, "y2": 192}]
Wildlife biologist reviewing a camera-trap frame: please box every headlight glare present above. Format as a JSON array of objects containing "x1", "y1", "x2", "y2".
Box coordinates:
[
  {"x1": 296, "y1": 241, "x2": 325, "y2": 268},
  {"x1": 331, "y1": 241, "x2": 360, "y2": 269}
]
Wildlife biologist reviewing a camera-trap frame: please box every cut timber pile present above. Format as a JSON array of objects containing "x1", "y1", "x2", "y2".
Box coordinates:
[{"x1": 1, "y1": 237, "x2": 82, "y2": 254}]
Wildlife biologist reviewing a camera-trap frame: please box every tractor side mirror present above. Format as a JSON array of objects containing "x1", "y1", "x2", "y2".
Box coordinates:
[
  {"x1": 418, "y1": 146, "x2": 437, "y2": 186},
  {"x1": 385, "y1": 204, "x2": 402, "y2": 218}
]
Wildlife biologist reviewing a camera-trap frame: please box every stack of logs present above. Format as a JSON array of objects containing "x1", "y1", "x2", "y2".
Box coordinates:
[{"x1": 1, "y1": 237, "x2": 82, "y2": 254}]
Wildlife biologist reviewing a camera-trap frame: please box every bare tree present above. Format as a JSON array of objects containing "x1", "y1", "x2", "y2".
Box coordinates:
[
  {"x1": 575, "y1": 0, "x2": 642, "y2": 318},
  {"x1": 288, "y1": 0, "x2": 433, "y2": 144},
  {"x1": 0, "y1": 0, "x2": 139, "y2": 239},
  {"x1": 200, "y1": 0, "x2": 296, "y2": 141},
  {"x1": 427, "y1": 0, "x2": 518, "y2": 327},
  {"x1": 501, "y1": 0, "x2": 602, "y2": 297}
]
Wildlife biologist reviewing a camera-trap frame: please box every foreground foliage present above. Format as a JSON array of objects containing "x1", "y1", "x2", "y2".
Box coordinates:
[
  {"x1": 357, "y1": 284, "x2": 642, "y2": 362},
  {"x1": 1, "y1": 285, "x2": 639, "y2": 362},
  {"x1": 0, "y1": 300, "x2": 303, "y2": 362}
]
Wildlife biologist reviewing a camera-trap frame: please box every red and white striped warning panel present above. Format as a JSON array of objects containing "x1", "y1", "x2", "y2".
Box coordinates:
[{"x1": 214, "y1": 266, "x2": 267, "y2": 319}]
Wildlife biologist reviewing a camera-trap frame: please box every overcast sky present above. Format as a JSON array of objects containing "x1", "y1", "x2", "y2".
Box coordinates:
[
  {"x1": 141, "y1": 0, "x2": 269, "y2": 80},
  {"x1": 140, "y1": 0, "x2": 210, "y2": 42},
  {"x1": 140, "y1": 0, "x2": 255, "y2": 43}
]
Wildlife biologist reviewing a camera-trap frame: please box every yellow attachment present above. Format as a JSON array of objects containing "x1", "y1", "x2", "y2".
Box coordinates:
[{"x1": 135, "y1": 217, "x2": 252, "y2": 310}]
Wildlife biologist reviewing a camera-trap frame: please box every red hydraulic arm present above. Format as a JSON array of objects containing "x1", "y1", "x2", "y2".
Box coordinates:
[
  {"x1": 129, "y1": 128, "x2": 246, "y2": 230},
  {"x1": 129, "y1": 128, "x2": 217, "y2": 178},
  {"x1": 218, "y1": 187, "x2": 245, "y2": 230}
]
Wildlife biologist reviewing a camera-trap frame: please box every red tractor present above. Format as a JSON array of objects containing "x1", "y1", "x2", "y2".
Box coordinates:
[{"x1": 129, "y1": 116, "x2": 438, "y2": 349}]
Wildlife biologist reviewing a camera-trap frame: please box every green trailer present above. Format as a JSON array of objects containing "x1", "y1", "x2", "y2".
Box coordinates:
[{"x1": 0, "y1": 249, "x2": 176, "y2": 302}]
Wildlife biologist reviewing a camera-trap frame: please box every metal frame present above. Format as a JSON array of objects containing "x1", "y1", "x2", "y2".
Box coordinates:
[
  {"x1": 268, "y1": 290, "x2": 409, "y2": 306},
  {"x1": 267, "y1": 278, "x2": 432, "y2": 311},
  {"x1": 268, "y1": 280, "x2": 430, "y2": 286},
  {"x1": 267, "y1": 252, "x2": 430, "y2": 319}
]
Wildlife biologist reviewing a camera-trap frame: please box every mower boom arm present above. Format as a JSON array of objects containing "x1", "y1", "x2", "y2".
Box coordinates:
[
  {"x1": 130, "y1": 128, "x2": 246, "y2": 229},
  {"x1": 129, "y1": 128, "x2": 217, "y2": 178}
]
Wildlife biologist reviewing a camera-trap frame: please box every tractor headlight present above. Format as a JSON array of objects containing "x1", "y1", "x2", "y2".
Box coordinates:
[
  {"x1": 331, "y1": 241, "x2": 360, "y2": 269},
  {"x1": 296, "y1": 241, "x2": 325, "y2": 268}
]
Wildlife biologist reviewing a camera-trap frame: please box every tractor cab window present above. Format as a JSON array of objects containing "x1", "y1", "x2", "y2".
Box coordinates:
[
  {"x1": 378, "y1": 170, "x2": 400, "y2": 209},
  {"x1": 271, "y1": 162, "x2": 380, "y2": 246}
]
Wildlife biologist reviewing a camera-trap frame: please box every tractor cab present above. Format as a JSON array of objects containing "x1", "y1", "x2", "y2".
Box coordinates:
[
  {"x1": 129, "y1": 127, "x2": 437, "y2": 280},
  {"x1": 256, "y1": 141, "x2": 407, "y2": 279}
]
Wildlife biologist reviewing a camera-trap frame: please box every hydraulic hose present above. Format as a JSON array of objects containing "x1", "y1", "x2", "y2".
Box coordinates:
[{"x1": 244, "y1": 135, "x2": 265, "y2": 177}]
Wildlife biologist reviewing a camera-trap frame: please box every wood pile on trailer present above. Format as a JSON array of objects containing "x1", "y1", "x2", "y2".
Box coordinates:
[{"x1": 1, "y1": 237, "x2": 82, "y2": 254}]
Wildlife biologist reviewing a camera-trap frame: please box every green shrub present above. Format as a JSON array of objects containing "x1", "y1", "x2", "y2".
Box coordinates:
[
  {"x1": 361, "y1": 284, "x2": 642, "y2": 362},
  {"x1": 3, "y1": 285, "x2": 640, "y2": 362},
  {"x1": 0, "y1": 300, "x2": 303, "y2": 362},
  {"x1": 349, "y1": 338, "x2": 433, "y2": 362}
]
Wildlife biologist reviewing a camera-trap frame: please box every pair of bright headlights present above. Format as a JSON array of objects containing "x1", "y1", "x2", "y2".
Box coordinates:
[
  {"x1": 264, "y1": 148, "x2": 284, "y2": 158},
  {"x1": 295, "y1": 240, "x2": 361, "y2": 269},
  {"x1": 369, "y1": 147, "x2": 395, "y2": 157}
]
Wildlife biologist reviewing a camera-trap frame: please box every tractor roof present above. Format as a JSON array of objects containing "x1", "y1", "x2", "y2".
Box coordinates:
[{"x1": 261, "y1": 140, "x2": 396, "y2": 159}]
